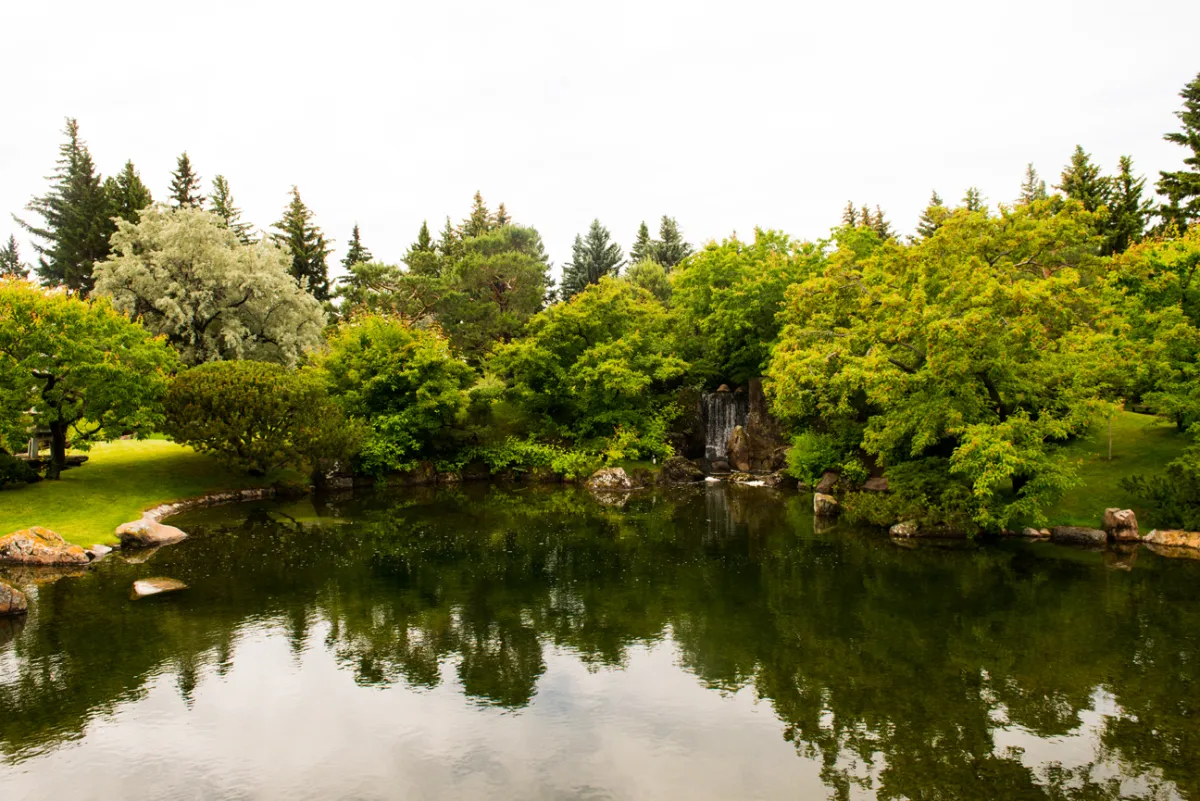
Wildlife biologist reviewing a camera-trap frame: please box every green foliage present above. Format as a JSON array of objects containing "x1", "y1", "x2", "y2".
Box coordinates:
[
  {"x1": 1104, "y1": 156, "x2": 1152, "y2": 255},
  {"x1": 961, "y1": 187, "x2": 986, "y2": 213},
  {"x1": 0, "y1": 282, "x2": 178, "y2": 478},
  {"x1": 272, "y1": 186, "x2": 333, "y2": 301},
  {"x1": 94, "y1": 205, "x2": 327, "y2": 366},
  {"x1": 914, "y1": 191, "x2": 947, "y2": 240},
  {"x1": 1157, "y1": 70, "x2": 1200, "y2": 230},
  {"x1": 1057, "y1": 145, "x2": 1110, "y2": 213},
  {"x1": 561, "y1": 219, "x2": 624, "y2": 300},
  {"x1": 630, "y1": 221, "x2": 652, "y2": 264},
  {"x1": 317, "y1": 315, "x2": 475, "y2": 473},
  {"x1": 768, "y1": 201, "x2": 1117, "y2": 528},
  {"x1": 0, "y1": 451, "x2": 39, "y2": 488},
  {"x1": 785, "y1": 431, "x2": 842, "y2": 485},
  {"x1": 650, "y1": 215, "x2": 692, "y2": 269},
  {"x1": 15, "y1": 118, "x2": 113, "y2": 293},
  {"x1": 842, "y1": 457, "x2": 978, "y2": 532},
  {"x1": 490, "y1": 277, "x2": 685, "y2": 457},
  {"x1": 1121, "y1": 439, "x2": 1200, "y2": 529},
  {"x1": 672, "y1": 228, "x2": 824, "y2": 386},
  {"x1": 624, "y1": 258, "x2": 671, "y2": 303},
  {"x1": 0, "y1": 235, "x2": 27, "y2": 278},
  {"x1": 165, "y1": 361, "x2": 358, "y2": 475},
  {"x1": 104, "y1": 160, "x2": 153, "y2": 224},
  {"x1": 460, "y1": 438, "x2": 600, "y2": 479},
  {"x1": 341, "y1": 223, "x2": 372, "y2": 270},
  {"x1": 169, "y1": 151, "x2": 204, "y2": 208},
  {"x1": 1018, "y1": 164, "x2": 1047, "y2": 205},
  {"x1": 209, "y1": 175, "x2": 253, "y2": 243}
]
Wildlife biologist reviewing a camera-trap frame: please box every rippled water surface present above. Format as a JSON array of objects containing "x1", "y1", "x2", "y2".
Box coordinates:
[{"x1": 1, "y1": 483, "x2": 1199, "y2": 800}]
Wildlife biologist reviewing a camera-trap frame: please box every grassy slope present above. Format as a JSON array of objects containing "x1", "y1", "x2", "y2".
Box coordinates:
[
  {"x1": 1042, "y1": 411, "x2": 1189, "y2": 529},
  {"x1": 0, "y1": 440, "x2": 276, "y2": 546}
]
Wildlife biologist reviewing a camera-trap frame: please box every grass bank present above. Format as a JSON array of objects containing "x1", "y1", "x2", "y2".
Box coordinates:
[
  {"x1": 0, "y1": 439, "x2": 280, "y2": 546},
  {"x1": 1042, "y1": 411, "x2": 1189, "y2": 530}
]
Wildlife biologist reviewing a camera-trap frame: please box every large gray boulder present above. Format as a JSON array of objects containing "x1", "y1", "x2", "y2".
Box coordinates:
[
  {"x1": 586, "y1": 467, "x2": 638, "y2": 492},
  {"x1": 0, "y1": 579, "x2": 27, "y2": 616},
  {"x1": 1102, "y1": 508, "x2": 1139, "y2": 542},
  {"x1": 659, "y1": 456, "x2": 705, "y2": 485},
  {"x1": 0, "y1": 527, "x2": 90, "y2": 566},
  {"x1": 1050, "y1": 526, "x2": 1107, "y2": 546}
]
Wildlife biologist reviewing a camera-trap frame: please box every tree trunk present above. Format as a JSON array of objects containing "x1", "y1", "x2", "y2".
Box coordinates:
[{"x1": 45, "y1": 422, "x2": 68, "y2": 480}]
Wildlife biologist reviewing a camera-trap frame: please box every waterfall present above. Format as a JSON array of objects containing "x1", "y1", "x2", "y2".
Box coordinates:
[{"x1": 702, "y1": 389, "x2": 748, "y2": 461}]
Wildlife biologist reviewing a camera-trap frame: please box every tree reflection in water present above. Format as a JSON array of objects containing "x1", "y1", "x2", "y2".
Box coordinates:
[{"x1": 1, "y1": 482, "x2": 1197, "y2": 799}]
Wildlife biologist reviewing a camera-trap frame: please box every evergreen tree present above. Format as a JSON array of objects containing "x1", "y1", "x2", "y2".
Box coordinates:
[
  {"x1": 209, "y1": 175, "x2": 253, "y2": 243},
  {"x1": 861, "y1": 204, "x2": 874, "y2": 230},
  {"x1": 916, "y1": 191, "x2": 945, "y2": 240},
  {"x1": 493, "y1": 203, "x2": 511, "y2": 227},
  {"x1": 842, "y1": 201, "x2": 859, "y2": 227},
  {"x1": 1158, "y1": 70, "x2": 1200, "y2": 230},
  {"x1": 1104, "y1": 156, "x2": 1153, "y2": 255},
  {"x1": 104, "y1": 160, "x2": 153, "y2": 224},
  {"x1": 871, "y1": 205, "x2": 893, "y2": 239},
  {"x1": 651, "y1": 215, "x2": 692, "y2": 269},
  {"x1": 962, "y1": 187, "x2": 986, "y2": 213},
  {"x1": 1056, "y1": 145, "x2": 1111, "y2": 213},
  {"x1": 630, "y1": 221, "x2": 652, "y2": 264},
  {"x1": 412, "y1": 220, "x2": 434, "y2": 253},
  {"x1": 462, "y1": 191, "x2": 492, "y2": 238},
  {"x1": 0, "y1": 234, "x2": 27, "y2": 278},
  {"x1": 1018, "y1": 164, "x2": 1048, "y2": 205},
  {"x1": 272, "y1": 186, "x2": 332, "y2": 300},
  {"x1": 561, "y1": 219, "x2": 625, "y2": 300},
  {"x1": 169, "y1": 152, "x2": 204, "y2": 208},
  {"x1": 438, "y1": 216, "x2": 462, "y2": 263},
  {"x1": 341, "y1": 224, "x2": 373, "y2": 270},
  {"x1": 14, "y1": 118, "x2": 113, "y2": 293}
]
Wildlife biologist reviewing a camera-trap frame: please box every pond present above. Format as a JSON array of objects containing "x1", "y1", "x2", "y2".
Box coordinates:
[{"x1": 1, "y1": 483, "x2": 1198, "y2": 800}]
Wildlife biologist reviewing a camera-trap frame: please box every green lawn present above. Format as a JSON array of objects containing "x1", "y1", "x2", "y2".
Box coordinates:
[
  {"x1": 1042, "y1": 411, "x2": 1190, "y2": 529},
  {"x1": 0, "y1": 440, "x2": 279, "y2": 546}
]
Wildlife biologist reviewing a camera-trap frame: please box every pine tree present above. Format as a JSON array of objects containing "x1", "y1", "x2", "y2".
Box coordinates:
[
  {"x1": 630, "y1": 221, "x2": 652, "y2": 264},
  {"x1": 1056, "y1": 145, "x2": 1110, "y2": 212},
  {"x1": 915, "y1": 191, "x2": 945, "y2": 240},
  {"x1": 842, "y1": 201, "x2": 859, "y2": 227},
  {"x1": 14, "y1": 118, "x2": 113, "y2": 293},
  {"x1": 103, "y1": 160, "x2": 153, "y2": 224},
  {"x1": 871, "y1": 205, "x2": 893, "y2": 240},
  {"x1": 0, "y1": 234, "x2": 27, "y2": 278},
  {"x1": 209, "y1": 175, "x2": 253, "y2": 243},
  {"x1": 170, "y1": 152, "x2": 204, "y2": 208},
  {"x1": 341, "y1": 224, "x2": 373, "y2": 269},
  {"x1": 561, "y1": 219, "x2": 625, "y2": 300},
  {"x1": 1158, "y1": 71, "x2": 1200, "y2": 230},
  {"x1": 1105, "y1": 156, "x2": 1153, "y2": 255},
  {"x1": 462, "y1": 191, "x2": 492, "y2": 238},
  {"x1": 438, "y1": 216, "x2": 462, "y2": 263},
  {"x1": 493, "y1": 203, "x2": 511, "y2": 227},
  {"x1": 1018, "y1": 164, "x2": 1048, "y2": 205},
  {"x1": 272, "y1": 186, "x2": 333, "y2": 300},
  {"x1": 651, "y1": 215, "x2": 693, "y2": 269},
  {"x1": 860, "y1": 204, "x2": 874, "y2": 231},
  {"x1": 411, "y1": 220, "x2": 434, "y2": 253},
  {"x1": 962, "y1": 187, "x2": 986, "y2": 213}
]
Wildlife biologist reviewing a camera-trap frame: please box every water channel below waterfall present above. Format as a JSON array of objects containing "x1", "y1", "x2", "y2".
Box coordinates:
[
  {"x1": 701, "y1": 389, "x2": 748, "y2": 461},
  {"x1": 2, "y1": 483, "x2": 1199, "y2": 800}
]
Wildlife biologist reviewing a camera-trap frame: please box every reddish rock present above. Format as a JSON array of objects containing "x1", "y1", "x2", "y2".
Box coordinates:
[
  {"x1": 1143, "y1": 529, "x2": 1200, "y2": 551},
  {"x1": 814, "y1": 492, "x2": 839, "y2": 516},
  {"x1": 0, "y1": 527, "x2": 90, "y2": 566},
  {"x1": 0, "y1": 579, "x2": 27, "y2": 616}
]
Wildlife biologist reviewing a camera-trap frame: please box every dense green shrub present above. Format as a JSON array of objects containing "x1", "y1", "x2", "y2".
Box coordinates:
[
  {"x1": 165, "y1": 361, "x2": 358, "y2": 475},
  {"x1": 842, "y1": 457, "x2": 979, "y2": 533},
  {"x1": 0, "y1": 452, "x2": 39, "y2": 489},
  {"x1": 318, "y1": 315, "x2": 475, "y2": 474},
  {"x1": 460, "y1": 439, "x2": 600, "y2": 480},
  {"x1": 1121, "y1": 441, "x2": 1200, "y2": 529}
]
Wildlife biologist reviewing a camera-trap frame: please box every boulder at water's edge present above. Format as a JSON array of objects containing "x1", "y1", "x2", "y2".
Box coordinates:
[
  {"x1": 0, "y1": 579, "x2": 27, "y2": 616},
  {"x1": 0, "y1": 527, "x2": 90, "y2": 566}
]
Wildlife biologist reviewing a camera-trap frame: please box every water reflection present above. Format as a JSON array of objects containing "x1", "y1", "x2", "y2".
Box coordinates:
[{"x1": 1, "y1": 483, "x2": 1198, "y2": 800}]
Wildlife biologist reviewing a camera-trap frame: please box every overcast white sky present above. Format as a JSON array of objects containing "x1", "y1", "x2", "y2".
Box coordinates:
[{"x1": 1, "y1": 0, "x2": 1197, "y2": 281}]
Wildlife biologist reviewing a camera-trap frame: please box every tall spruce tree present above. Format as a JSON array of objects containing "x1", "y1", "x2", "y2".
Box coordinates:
[
  {"x1": 462, "y1": 191, "x2": 493, "y2": 238},
  {"x1": 438, "y1": 216, "x2": 462, "y2": 263},
  {"x1": 630, "y1": 221, "x2": 652, "y2": 264},
  {"x1": 1105, "y1": 156, "x2": 1153, "y2": 255},
  {"x1": 651, "y1": 215, "x2": 692, "y2": 269},
  {"x1": 493, "y1": 203, "x2": 511, "y2": 227},
  {"x1": 15, "y1": 118, "x2": 113, "y2": 293},
  {"x1": 870, "y1": 205, "x2": 892, "y2": 239},
  {"x1": 209, "y1": 175, "x2": 253, "y2": 243},
  {"x1": 272, "y1": 186, "x2": 332, "y2": 300},
  {"x1": 561, "y1": 219, "x2": 625, "y2": 300},
  {"x1": 1158, "y1": 71, "x2": 1200, "y2": 230},
  {"x1": 104, "y1": 160, "x2": 153, "y2": 224},
  {"x1": 1018, "y1": 164, "x2": 1048, "y2": 204},
  {"x1": 915, "y1": 191, "x2": 946, "y2": 240},
  {"x1": 169, "y1": 152, "x2": 204, "y2": 208},
  {"x1": 1057, "y1": 145, "x2": 1111, "y2": 213},
  {"x1": 962, "y1": 187, "x2": 986, "y2": 213},
  {"x1": 842, "y1": 201, "x2": 859, "y2": 227},
  {"x1": 341, "y1": 224, "x2": 373, "y2": 269},
  {"x1": 0, "y1": 235, "x2": 27, "y2": 278}
]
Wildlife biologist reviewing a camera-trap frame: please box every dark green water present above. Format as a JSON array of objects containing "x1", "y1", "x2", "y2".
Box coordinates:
[{"x1": 1, "y1": 483, "x2": 1198, "y2": 800}]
